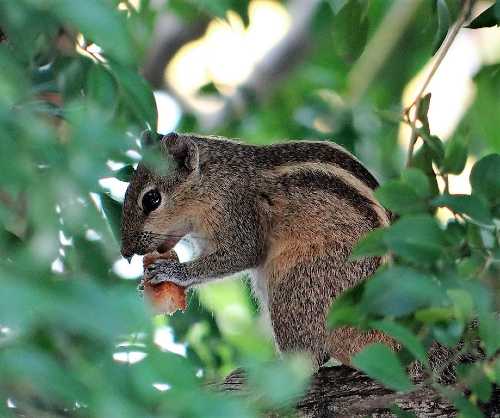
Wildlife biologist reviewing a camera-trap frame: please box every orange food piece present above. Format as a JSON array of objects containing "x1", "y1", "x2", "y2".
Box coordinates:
[{"x1": 142, "y1": 250, "x2": 187, "y2": 315}]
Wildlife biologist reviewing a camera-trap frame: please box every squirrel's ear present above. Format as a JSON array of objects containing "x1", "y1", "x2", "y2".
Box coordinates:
[
  {"x1": 140, "y1": 130, "x2": 163, "y2": 148},
  {"x1": 162, "y1": 132, "x2": 199, "y2": 172}
]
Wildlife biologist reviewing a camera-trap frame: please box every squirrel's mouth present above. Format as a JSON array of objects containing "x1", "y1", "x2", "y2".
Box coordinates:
[{"x1": 156, "y1": 236, "x2": 183, "y2": 253}]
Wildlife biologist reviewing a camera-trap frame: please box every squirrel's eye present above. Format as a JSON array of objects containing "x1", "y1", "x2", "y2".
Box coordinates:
[{"x1": 142, "y1": 189, "x2": 161, "y2": 214}]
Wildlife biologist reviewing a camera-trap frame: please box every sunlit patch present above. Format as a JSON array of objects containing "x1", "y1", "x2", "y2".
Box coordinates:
[
  {"x1": 59, "y1": 230, "x2": 73, "y2": 246},
  {"x1": 6, "y1": 398, "x2": 15, "y2": 408},
  {"x1": 113, "y1": 256, "x2": 143, "y2": 279},
  {"x1": 154, "y1": 326, "x2": 187, "y2": 356},
  {"x1": 99, "y1": 177, "x2": 128, "y2": 202},
  {"x1": 166, "y1": 0, "x2": 291, "y2": 101},
  {"x1": 85, "y1": 229, "x2": 101, "y2": 241},
  {"x1": 154, "y1": 91, "x2": 182, "y2": 134},
  {"x1": 153, "y1": 382, "x2": 171, "y2": 391},
  {"x1": 435, "y1": 157, "x2": 476, "y2": 224},
  {"x1": 196, "y1": 368, "x2": 204, "y2": 378},
  {"x1": 400, "y1": 25, "x2": 500, "y2": 150},
  {"x1": 51, "y1": 257, "x2": 64, "y2": 274},
  {"x1": 113, "y1": 351, "x2": 147, "y2": 364}
]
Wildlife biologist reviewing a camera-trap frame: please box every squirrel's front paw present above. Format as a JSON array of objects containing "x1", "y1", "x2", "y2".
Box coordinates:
[{"x1": 144, "y1": 260, "x2": 191, "y2": 287}]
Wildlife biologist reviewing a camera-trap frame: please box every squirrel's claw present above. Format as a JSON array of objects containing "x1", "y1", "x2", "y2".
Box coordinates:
[{"x1": 144, "y1": 260, "x2": 192, "y2": 287}]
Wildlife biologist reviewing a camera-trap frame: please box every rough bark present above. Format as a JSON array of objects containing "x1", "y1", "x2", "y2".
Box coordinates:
[{"x1": 220, "y1": 366, "x2": 500, "y2": 418}]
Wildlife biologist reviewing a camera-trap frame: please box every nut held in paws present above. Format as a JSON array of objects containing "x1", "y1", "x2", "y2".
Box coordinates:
[{"x1": 141, "y1": 250, "x2": 187, "y2": 314}]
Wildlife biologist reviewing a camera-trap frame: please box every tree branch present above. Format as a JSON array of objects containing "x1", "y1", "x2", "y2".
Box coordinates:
[{"x1": 220, "y1": 365, "x2": 500, "y2": 417}]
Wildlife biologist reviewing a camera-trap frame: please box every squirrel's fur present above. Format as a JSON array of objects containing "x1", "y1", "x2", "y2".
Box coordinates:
[{"x1": 121, "y1": 132, "x2": 394, "y2": 367}]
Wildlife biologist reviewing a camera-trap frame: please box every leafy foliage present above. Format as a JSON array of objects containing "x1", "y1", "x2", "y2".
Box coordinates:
[{"x1": 0, "y1": 0, "x2": 499, "y2": 417}]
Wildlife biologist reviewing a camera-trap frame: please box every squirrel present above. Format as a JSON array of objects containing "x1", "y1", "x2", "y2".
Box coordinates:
[{"x1": 120, "y1": 131, "x2": 395, "y2": 367}]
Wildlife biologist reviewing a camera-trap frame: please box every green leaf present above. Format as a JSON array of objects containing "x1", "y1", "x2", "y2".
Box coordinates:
[
  {"x1": 470, "y1": 153, "x2": 500, "y2": 203},
  {"x1": 479, "y1": 312, "x2": 500, "y2": 357},
  {"x1": 100, "y1": 192, "x2": 123, "y2": 243},
  {"x1": 466, "y1": 4, "x2": 500, "y2": 29},
  {"x1": 447, "y1": 289, "x2": 474, "y2": 323},
  {"x1": 441, "y1": 136, "x2": 467, "y2": 174},
  {"x1": 415, "y1": 307, "x2": 454, "y2": 323},
  {"x1": 495, "y1": 357, "x2": 500, "y2": 385},
  {"x1": 431, "y1": 194, "x2": 492, "y2": 225},
  {"x1": 401, "y1": 168, "x2": 430, "y2": 199},
  {"x1": 375, "y1": 181, "x2": 427, "y2": 214},
  {"x1": 362, "y1": 267, "x2": 445, "y2": 317},
  {"x1": 53, "y1": 0, "x2": 135, "y2": 65},
  {"x1": 383, "y1": 215, "x2": 446, "y2": 263},
  {"x1": 352, "y1": 343, "x2": 413, "y2": 392},
  {"x1": 108, "y1": 60, "x2": 157, "y2": 130},
  {"x1": 417, "y1": 93, "x2": 431, "y2": 133},
  {"x1": 328, "y1": 283, "x2": 367, "y2": 328},
  {"x1": 371, "y1": 320, "x2": 428, "y2": 366},
  {"x1": 410, "y1": 143, "x2": 439, "y2": 197},
  {"x1": 114, "y1": 165, "x2": 136, "y2": 182},
  {"x1": 332, "y1": 1, "x2": 369, "y2": 63},
  {"x1": 199, "y1": 81, "x2": 219, "y2": 94},
  {"x1": 350, "y1": 227, "x2": 388, "y2": 259},
  {"x1": 87, "y1": 63, "x2": 118, "y2": 114},
  {"x1": 329, "y1": 0, "x2": 350, "y2": 15},
  {"x1": 420, "y1": 133, "x2": 444, "y2": 166},
  {"x1": 453, "y1": 395, "x2": 483, "y2": 418},
  {"x1": 432, "y1": 320, "x2": 463, "y2": 347},
  {"x1": 432, "y1": 0, "x2": 451, "y2": 54}
]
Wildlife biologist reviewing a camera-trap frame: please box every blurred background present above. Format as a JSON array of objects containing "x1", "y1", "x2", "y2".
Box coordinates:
[{"x1": 1, "y1": 1, "x2": 500, "y2": 417}]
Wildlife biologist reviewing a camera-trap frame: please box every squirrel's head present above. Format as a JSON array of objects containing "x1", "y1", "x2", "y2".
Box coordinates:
[{"x1": 120, "y1": 131, "x2": 200, "y2": 259}]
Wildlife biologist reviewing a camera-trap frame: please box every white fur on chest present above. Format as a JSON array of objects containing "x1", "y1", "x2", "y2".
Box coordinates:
[{"x1": 249, "y1": 266, "x2": 269, "y2": 310}]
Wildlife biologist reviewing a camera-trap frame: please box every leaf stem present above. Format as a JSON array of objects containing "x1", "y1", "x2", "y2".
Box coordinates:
[{"x1": 405, "y1": 0, "x2": 474, "y2": 167}]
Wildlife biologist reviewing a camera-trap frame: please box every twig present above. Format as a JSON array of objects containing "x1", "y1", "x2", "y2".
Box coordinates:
[{"x1": 405, "y1": 0, "x2": 473, "y2": 167}]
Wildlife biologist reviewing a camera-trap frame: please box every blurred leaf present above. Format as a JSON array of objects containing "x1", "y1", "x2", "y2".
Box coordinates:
[
  {"x1": 411, "y1": 143, "x2": 440, "y2": 197},
  {"x1": 478, "y1": 312, "x2": 500, "y2": 357},
  {"x1": 108, "y1": 60, "x2": 157, "y2": 130},
  {"x1": 383, "y1": 215, "x2": 446, "y2": 263},
  {"x1": 432, "y1": 0, "x2": 451, "y2": 54},
  {"x1": 329, "y1": 0, "x2": 350, "y2": 15},
  {"x1": 466, "y1": 3, "x2": 500, "y2": 29},
  {"x1": 432, "y1": 194, "x2": 492, "y2": 225},
  {"x1": 447, "y1": 289, "x2": 474, "y2": 323},
  {"x1": 100, "y1": 192, "x2": 123, "y2": 244},
  {"x1": 350, "y1": 227, "x2": 388, "y2": 259},
  {"x1": 53, "y1": 0, "x2": 135, "y2": 65},
  {"x1": 453, "y1": 395, "x2": 484, "y2": 418},
  {"x1": 441, "y1": 136, "x2": 467, "y2": 175},
  {"x1": 415, "y1": 307, "x2": 453, "y2": 323},
  {"x1": 332, "y1": 1, "x2": 369, "y2": 63},
  {"x1": 420, "y1": 132, "x2": 444, "y2": 166},
  {"x1": 114, "y1": 165, "x2": 135, "y2": 182},
  {"x1": 468, "y1": 65, "x2": 500, "y2": 151},
  {"x1": 362, "y1": 267, "x2": 445, "y2": 317},
  {"x1": 417, "y1": 93, "x2": 431, "y2": 133},
  {"x1": 371, "y1": 320, "x2": 428, "y2": 366},
  {"x1": 87, "y1": 63, "x2": 118, "y2": 116},
  {"x1": 328, "y1": 282, "x2": 367, "y2": 328},
  {"x1": 199, "y1": 81, "x2": 219, "y2": 95},
  {"x1": 470, "y1": 153, "x2": 500, "y2": 203},
  {"x1": 401, "y1": 168, "x2": 430, "y2": 198},
  {"x1": 352, "y1": 343, "x2": 413, "y2": 392},
  {"x1": 375, "y1": 181, "x2": 427, "y2": 214},
  {"x1": 432, "y1": 320, "x2": 463, "y2": 347}
]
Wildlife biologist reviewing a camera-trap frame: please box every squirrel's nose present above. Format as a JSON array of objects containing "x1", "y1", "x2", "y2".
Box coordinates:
[{"x1": 121, "y1": 248, "x2": 134, "y2": 264}]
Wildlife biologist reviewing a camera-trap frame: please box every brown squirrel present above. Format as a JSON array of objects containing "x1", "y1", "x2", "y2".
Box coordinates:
[{"x1": 120, "y1": 132, "x2": 394, "y2": 367}]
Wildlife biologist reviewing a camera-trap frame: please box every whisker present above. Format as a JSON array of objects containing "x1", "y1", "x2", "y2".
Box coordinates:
[{"x1": 145, "y1": 232, "x2": 208, "y2": 241}]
